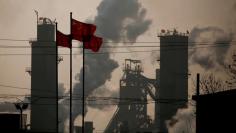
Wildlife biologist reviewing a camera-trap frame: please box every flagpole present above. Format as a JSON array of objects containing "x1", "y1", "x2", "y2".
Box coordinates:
[
  {"x1": 70, "y1": 12, "x2": 73, "y2": 133},
  {"x1": 82, "y1": 39, "x2": 85, "y2": 133},
  {"x1": 55, "y1": 22, "x2": 59, "y2": 133}
]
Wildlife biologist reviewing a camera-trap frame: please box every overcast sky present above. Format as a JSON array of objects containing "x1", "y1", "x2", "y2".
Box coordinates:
[{"x1": 0, "y1": 0, "x2": 236, "y2": 132}]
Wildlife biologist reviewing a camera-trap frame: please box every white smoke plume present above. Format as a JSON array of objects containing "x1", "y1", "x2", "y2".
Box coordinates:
[
  {"x1": 189, "y1": 26, "x2": 234, "y2": 70},
  {"x1": 167, "y1": 105, "x2": 195, "y2": 133},
  {"x1": 72, "y1": 0, "x2": 152, "y2": 123}
]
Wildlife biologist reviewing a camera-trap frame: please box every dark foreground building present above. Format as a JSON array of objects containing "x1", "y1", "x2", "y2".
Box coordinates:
[
  {"x1": 0, "y1": 113, "x2": 27, "y2": 132},
  {"x1": 193, "y1": 89, "x2": 236, "y2": 133}
]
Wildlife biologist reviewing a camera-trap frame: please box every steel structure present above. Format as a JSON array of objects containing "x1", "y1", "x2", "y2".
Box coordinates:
[
  {"x1": 105, "y1": 30, "x2": 188, "y2": 133},
  {"x1": 105, "y1": 59, "x2": 158, "y2": 133}
]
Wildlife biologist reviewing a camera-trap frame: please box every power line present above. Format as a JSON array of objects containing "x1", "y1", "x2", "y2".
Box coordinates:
[
  {"x1": 0, "y1": 83, "x2": 198, "y2": 104},
  {"x1": 0, "y1": 44, "x2": 233, "y2": 56},
  {"x1": 0, "y1": 37, "x2": 234, "y2": 42},
  {"x1": 0, "y1": 83, "x2": 192, "y2": 102},
  {"x1": 0, "y1": 92, "x2": 195, "y2": 107},
  {"x1": 0, "y1": 39, "x2": 30, "y2": 42},
  {"x1": 0, "y1": 84, "x2": 29, "y2": 90},
  {"x1": 0, "y1": 37, "x2": 228, "y2": 43},
  {"x1": 0, "y1": 83, "x2": 59, "y2": 94},
  {"x1": 0, "y1": 41, "x2": 235, "y2": 48},
  {"x1": 0, "y1": 100, "x2": 191, "y2": 106},
  {"x1": 0, "y1": 93, "x2": 193, "y2": 103}
]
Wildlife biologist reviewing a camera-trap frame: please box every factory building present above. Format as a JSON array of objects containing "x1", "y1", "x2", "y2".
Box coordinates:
[
  {"x1": 30, "y1": 18, "x2": 57, "y2": 133},
  {"x1": 157, "y1": 30, "x2": 188, "y2": 132},
  {"x1": 193, "y1": 89, "x2": 236, "y2": 133},
  {"x1": 0, "y1": 113, "x2": 27, "y2": 131}
]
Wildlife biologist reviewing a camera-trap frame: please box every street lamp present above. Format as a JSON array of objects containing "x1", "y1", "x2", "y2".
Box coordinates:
[{"x1": 14, "y1": 103, "x2": 28, "y2": 130}]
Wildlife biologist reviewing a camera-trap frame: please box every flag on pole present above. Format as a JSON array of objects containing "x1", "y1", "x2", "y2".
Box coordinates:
[
  {"x1": 84, "y1": 36, "x2": 102, "y2": 52},
  {"x1": 56, "y1": 30, "x2": 71, "y2": 48},
  {"x1": 71, "y1": 19, "x2": 96, "y2": 42},
  {"x1": 56, "y1": 18, "x2": 103, "y2": 52},
  {"x1": 71, "y1": 18, "x2": 103, "y2": 52}
]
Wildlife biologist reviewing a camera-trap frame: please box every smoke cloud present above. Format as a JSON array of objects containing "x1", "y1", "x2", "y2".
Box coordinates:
[
  {"x1": 58, "y1": 83, "x2": 69, "y2": 133},
  {"x1": 189, "y1": 26, "x2": 234, "y2": 70},
  {"x1": 167, "y1": 106, "x2": 195, "y2": 133},
  {"x1": 72, "y1": 54, "x2": 117, "y2": 121},
  {"x1": 94, "y1": 0, "x2": 152, "y2": 41},
  {"x1": 72, "y1": 0, "x2": 152, "y2": 123},
  {"x1": 233, "y1": 2, "x2": 236, "y2": 11},
  {"x1": 150, "y1": 51, "x2": 160, "y2": 65},
  {"x1": 87, "y1": 85, "x2": 118, "y2": 110},
  {"x1": 59, "y1": 99, "x2": 69, "y2": 133}
]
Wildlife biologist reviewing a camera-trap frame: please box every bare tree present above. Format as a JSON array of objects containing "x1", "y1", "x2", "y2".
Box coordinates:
[
  {"x1": 225, "y1": 53, "x2": 236, "y2": 89},
  {"x1": 199, "y1": 73, "x2": 227, "y2": 94}
]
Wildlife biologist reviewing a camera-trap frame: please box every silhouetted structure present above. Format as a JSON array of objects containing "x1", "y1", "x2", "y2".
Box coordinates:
[
  {"x1": 193, "y1": 89, "x2": 236, "y2": 133},
  {"x1": 30, "y1": 18, "x2": 57, "y2": 132},
  {"x1": 105, "y1": 59, "x2": 157, "y2": 133},
  {"x1": 0, "y1": 113, "x2": 27, "y2": 131},
  {"x1": 104, "y1": 30, "x2": 189, "y2": 133},
  {"x1": 157, "y1": 30, "x2": 188, "y2": 133}
]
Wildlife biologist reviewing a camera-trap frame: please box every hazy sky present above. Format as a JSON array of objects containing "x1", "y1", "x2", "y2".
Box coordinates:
[{"x1": 0, "y1": 0, "x2": 236, "y2": 132}]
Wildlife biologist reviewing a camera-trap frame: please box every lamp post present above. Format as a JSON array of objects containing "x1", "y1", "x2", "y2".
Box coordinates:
[{"x1": 14, "y1": 103, "x2": 28, "y2": 130}]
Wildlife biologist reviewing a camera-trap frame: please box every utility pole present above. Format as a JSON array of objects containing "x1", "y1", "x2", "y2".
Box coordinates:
[
  {"x1": 197, "y1": 73, "x2": 200, "y2": 96},
  {"x1": 70, "y1": 12, "x2": 73, "y2": 133},
  {"x1": 196, "y1": 73, "x2": 200, "y2": 133},
  {"x1": 55, "y1": 22, "x2": 59, "y2": 133}
]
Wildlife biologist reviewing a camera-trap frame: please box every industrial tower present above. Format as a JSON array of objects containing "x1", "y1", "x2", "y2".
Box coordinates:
[
  {"x1": 105, "y1": 29, "x2": 189, "y2": 133},
  {"x1": 105, "y1": 59, "x2": 158, "y2": 133},
  {"x1": 30, "y1": 18, "x2": 57, "y2": 133},
  {"x1": 157, "y1": 29, "x2": 188, "y2": 133}
]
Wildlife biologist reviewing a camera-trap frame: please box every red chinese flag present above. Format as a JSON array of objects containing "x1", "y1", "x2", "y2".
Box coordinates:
[
  {"x1": 84, "y1": 35, "x2": 103, "y2": 52},
  {"x1": 56, "y1": 30, "x2": 71, "y2": 48},
  {"x1": 71, "y1": 19, "x2": 96, "y2": 42}
]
